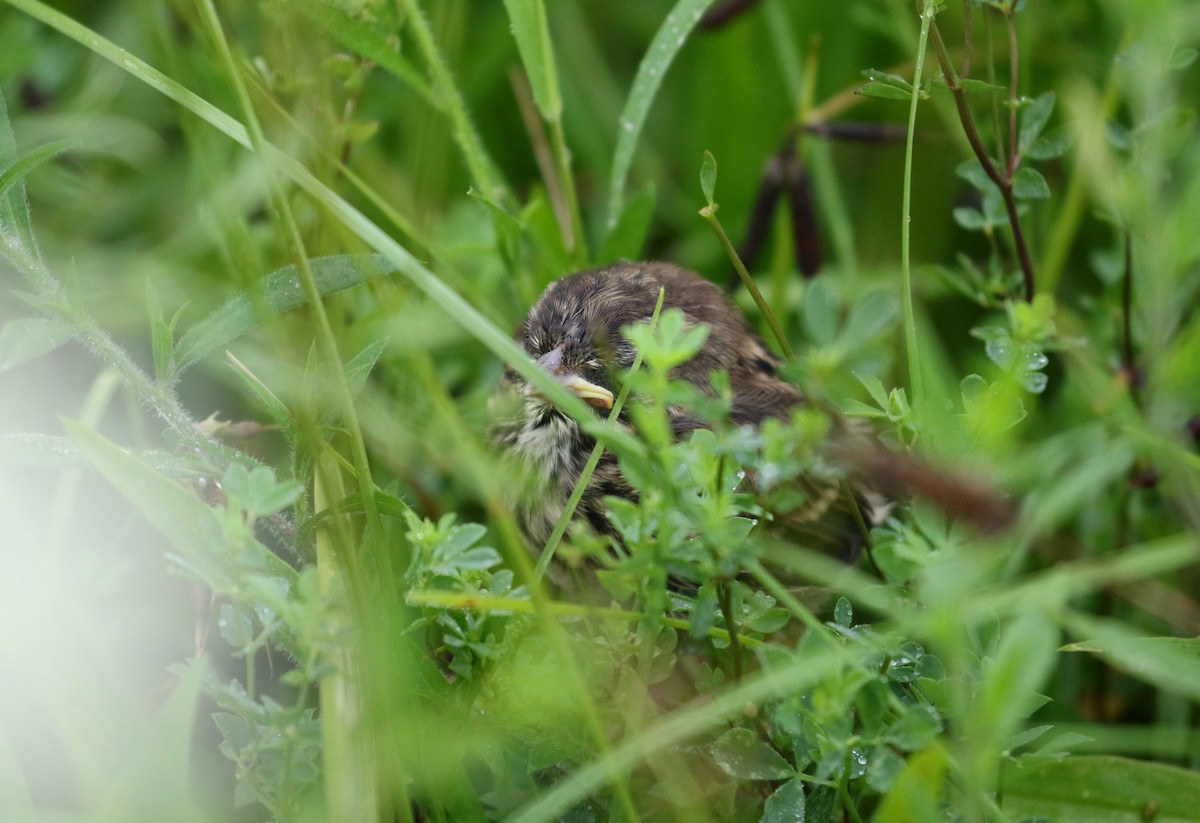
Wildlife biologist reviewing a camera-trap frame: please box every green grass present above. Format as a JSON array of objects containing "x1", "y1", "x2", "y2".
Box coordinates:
[{"x1": 1, "y1": 1, "x2": 1199, "y2": 821}]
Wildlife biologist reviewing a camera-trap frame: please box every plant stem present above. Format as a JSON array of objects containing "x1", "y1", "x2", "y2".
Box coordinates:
[
  {"x1": 901, "y1": 1, "x2": 935, "y2": 408},
  {"x1": 700, "y1": 205, "x2": 794, "y2": 359},
  {"x1": 928, "y1": 21, "x2": 1036, "y2": 301}
]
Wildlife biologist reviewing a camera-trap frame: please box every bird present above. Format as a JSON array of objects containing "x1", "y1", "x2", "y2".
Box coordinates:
[{"x1": 490, "y1": 261, "x2": 880, "y2": 575}]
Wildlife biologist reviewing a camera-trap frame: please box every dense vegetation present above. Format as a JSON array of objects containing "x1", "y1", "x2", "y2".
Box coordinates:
[{"x1": 2, "y1": 1, "x2": 1199, "y2": 821}]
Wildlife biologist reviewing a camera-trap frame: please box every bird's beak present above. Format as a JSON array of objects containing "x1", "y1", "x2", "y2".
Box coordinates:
[
  {"x1": 559, "y1": 374, "x2": 615, "y2": 410},
  {"x1": 523, "y1": 346, "x2": 615, "y2": 411}
]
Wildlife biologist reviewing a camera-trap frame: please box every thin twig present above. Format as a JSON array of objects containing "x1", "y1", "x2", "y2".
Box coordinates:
[
  {"x1": 929, "y1": 21, "x2": 1036, "y2": 301},
  {"x1": 1005, "y1": 10, "x2": 1020, "y2": 179}
]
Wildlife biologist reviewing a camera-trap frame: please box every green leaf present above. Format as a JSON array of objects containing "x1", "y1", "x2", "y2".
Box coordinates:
[
  {"x1": 226, "y1": 352, "x2": 292, "y2": 432},
  {"x1": 222, "y1": 464, "x2": 302, "y2": 518},
  {"x1": 0, "y1": 138, "x2": 73, "y2": 200},
  {"x1": 1025, "y1": 127, "x2": 1072, "y2": 161},
  {"x1": 606, "y1": 0, "x2": 712, "y2": 229},
  {"x1": 218, "y1": 603, "x2": 254, "y2": 650},
  {"x1": 802, "y1": 278, "x2": 838, "y2": 345},
  {"x1": 597, "y1": 182, "x2": 656, "y2": 264},
  {"x1": 859, "y1": 68, "x2": 915, "y2": 93},
  {"x1": 853, "y1": 371, "x2": 891, "y2": 409},
  {"x1": 700, "y1": 150, "x2": 717, "y2": 207},
  {"x1": 469, "y1": 187, "x2": 524, "y2": 269},
  {"x1": 1013, "y1": 166, "x2": 1051, "y2": 199},
  {"x1": 979, "y1": 613, "x2": 1058, "y2": 746},
  {"x1": 0, "y1": 317, "x2": 73, "y2": 373},
  {"x1": 1019, "y1": 92, "x2": 1056, "y2": 153},
  {"x1": 1002, "y1": 756, "x2": 1200, "y2": 822},
  {"x1": 1063, "y1": 614, "x2": 1200, "y2": 702},
  {"x1": 707, "y1": 728, "x2": 794, "y2": 781},
  {"x1": 841, "y1": 289, "x2": 898, "y2": 344},
  {"x1": 288, "y1": 0, "x2": 435, "y2": 106},
  {"x1": 884, "y1": 705, "x2": 941, "y2": 751},
  {"x1": 1171, "y1": 47, "x2": 1199, "y2": 71},
  {"x1": 504, "y1": 0, "x2": 562, "y2": 121},
  {"x1": 958, "y1": 77, "x2": 1006, "y2": 94},
  {"x1": 953, "y1": 206, "x2": 988, "y2": 231},
  {"x1": 874, "y1": 745, "x2": 947, "y2": 823},
  {"x1": 174, "y1": 254, "x2": 396, "y2": 372},
  {"x1": 761, "y1": 777, "x2": 805, "y2": 822},
  {"x1": 63, "y1": 421, "x2": 297, "y2": 585},
  {"x1": 857, "y1": 81, "x2": 920, "y2": 101},
  {"x1": 0, "y1": 88, "x2": 40, "y2": 258},
  {"x1": 833, "y1": 596, "x2": 853, "y2": 628},
  {"x1": 691, "y1": 582, "x2": 719, "y2": 640},
  {"x1": 101, "y1": 658, "x2": 212, "y2": 823},
  {"x1": 956, "y1": 159, "x2": 994, "y2": 192}
]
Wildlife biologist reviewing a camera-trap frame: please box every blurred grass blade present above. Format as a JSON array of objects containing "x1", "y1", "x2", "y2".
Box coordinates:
[
  {"x1": 394, "y1": 0, "x2": 508, "y2": 202},
  {"x1": 174, "y1": 254, "x2": 396, "y2": 373},
  {"x1": 287, "y1": 0, "x2": 435, "y2": 106},
  {"x1": 3, "y1": 0, "x2": 635, "y2": 456},
  {"x1": 504, "y1": 0, "x2": 562, "y2": 121},
  {"x1": 0, "y1": 317, "x2": 74, "y2": 373},
  {"x1": 605, "y1": 0, "x2": 714, "y2": 231},
  {"x1": 597, "y1": 181, "x2": 656, "y2": 264},
  {"x1": 1002, "y1": 755, "x2": 1200, "y2": 821},
  {"x1": 0, "y1": 139, "x2": 73, "y2": 200},
  {"x1": 0, "y1": 88, "x2": 42, "y2": 260},
  {"x1": 1063, "y1": 612, "x2": 1200, "y2": 702},
  {"x1": 5, "y1": 0, "x2": 249, "y2": 149},
  {"x1": 63, "y1": 419, "x2": 297, "y2": 585},
  {"x1": 99, "y1": 658, "x2": 211, "y2": 823}
]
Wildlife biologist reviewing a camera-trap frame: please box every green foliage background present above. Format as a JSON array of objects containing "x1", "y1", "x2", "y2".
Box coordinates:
[{"x1": 1, "y1": 1, "x2": 1199, "y2": 821}]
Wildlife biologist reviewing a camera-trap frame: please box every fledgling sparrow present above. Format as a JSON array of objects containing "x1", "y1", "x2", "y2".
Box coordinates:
[{"x1": 491, "y1": 261, "x2": 877, "y2": 565}]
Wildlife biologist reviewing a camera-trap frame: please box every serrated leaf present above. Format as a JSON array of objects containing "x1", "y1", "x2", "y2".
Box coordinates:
[{"x1": 707, "y1": 728, "x2": 793, "y2": 781}]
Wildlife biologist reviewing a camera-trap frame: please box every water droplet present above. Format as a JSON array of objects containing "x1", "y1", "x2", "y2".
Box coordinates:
[
  {"x1": 1022, "y1": 371, "x2": 1049, "y2": 393},
  {"x1": 1021, "y1": 349, "x2": 1049, "y2": 371},
  {"x1": 848, "y1": 747, "x2": 868, "y2": 778},
  {"x1": 985, "y1": 336, "x2": 1013, "y2": 368}
]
